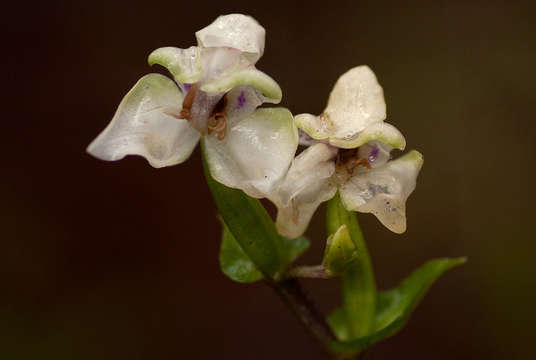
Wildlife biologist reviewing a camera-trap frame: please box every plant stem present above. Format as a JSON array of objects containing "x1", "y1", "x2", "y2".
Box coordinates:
[{"x1": 265, "y1": 278, "x2": 337, "y2": 357}]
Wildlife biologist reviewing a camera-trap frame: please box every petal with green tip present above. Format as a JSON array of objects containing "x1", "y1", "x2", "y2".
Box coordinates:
[
  {"x1": 148, "y1": 46, "x2": 202, "y2": 83},
  {"x1": 201, "y1": 68, "x2": 282, "y2": 104},
  {"x1": 87, "y1": 74, "x2": 200, "y2": 168}
]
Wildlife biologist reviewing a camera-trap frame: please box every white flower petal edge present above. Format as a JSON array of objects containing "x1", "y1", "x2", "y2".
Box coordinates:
[
  {"x1": 195, "y1": 14, "x2": 265, "y2": 64},
  {"x1": 201, "y1": 68, "x2": 282, "y2": 104},
  {"x1": 204, "y1": 108, "x2": 298, "y2": 198},
  {"x1": 87, "y1": 74, "x2": 201, "y2": 168},
  {"x1": 295, "y1": 66, "x2": 405, "y2": 150},
  {"x1": 148, "y1": 46, "x2": 202, "y2": 84},
  {"x1": 268, "y1": 143, "x2": 338, "y2": 238},
  {"x1": 339, "y1": 150, "x2": 424, "y2": 234}
]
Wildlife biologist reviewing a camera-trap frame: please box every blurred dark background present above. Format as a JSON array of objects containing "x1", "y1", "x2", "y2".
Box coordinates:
[{"x1": 3, "y1": 0, "x2": 535, "y2": 359}]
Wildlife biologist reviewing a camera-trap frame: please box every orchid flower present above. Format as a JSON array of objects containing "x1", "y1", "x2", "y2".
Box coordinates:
[
  {"x1": 268, "y1": 66, "x2": 423, "y2": 238},
  {"x1": 87, "y1": 14, "x2": 298, "y2": 197}
]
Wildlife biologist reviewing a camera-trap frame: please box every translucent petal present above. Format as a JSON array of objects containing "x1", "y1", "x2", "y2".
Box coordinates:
[
  {"x1": 87, "y1": 74, "x2": 200, "y2": 168},
  {"x1": 269, "y1": 144, "x2": 338, "y2": 238},
  {"x1": 295, "y1": 66, "x2": 403, "y2": 150},
  {"x1": 225, "y1": 85, "x2": 264, "y2": 127},
  {"x1": 200, "y1": 47, "x2": 249, "y2": 81},
  {"x1": 196, "y1": 14, "x2": 265, "y2": 64},
  {"x1": 357, "y1": 140, "x2": 393, "y2": 169},
  {"x1": 339, "y1": 150, "x2": 424, "y2": 233},
  {"x1": 201, "y1": 67, "x2": 282, "y2": 104},
  {"x1": 204, "y1": 108, "x2": 298, "y2": 198},
  {"x1": 325, "y1": 65, "x2": 387, "y2": 139},
  {"x1": 148, "y1": 46, "x2": 202, "y2": 83},
  {"x1": 329, "y1": 122, "x2": 406, "y2": 150}
]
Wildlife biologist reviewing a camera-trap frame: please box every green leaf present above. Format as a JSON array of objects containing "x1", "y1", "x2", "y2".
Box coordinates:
[
  {"x1": 329, "y1": 257, "x2": 466, "y2": 353},
  {"x1": 280, "y1": 236, "x2": 310, "y2": 270},
  {"x1": 326, "y1": 193, "x2": 376, "y2": 338},
  {"x1": 327, "y1": 307, "x2": 351, "y2": 341},
  {"x1": 202, "y1": 140, "x2": 282, "y2": 278},
  {"x1": 323, "y1": 225, "x2": 358, "y2": 275},
  {"x1": 219, "y1": 221, "x2": 263, "y2": 283}
]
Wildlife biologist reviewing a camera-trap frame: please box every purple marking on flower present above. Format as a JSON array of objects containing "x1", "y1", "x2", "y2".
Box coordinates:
[
  {"x1": 368, "y1": 146, "x2": 379, "y2": 162},
  {"x1": 183, "y1": 83, "x2": 192, "y2": 91},
  {"x1": 237, "y1": 91, "x2": 246, "y2": 109}
]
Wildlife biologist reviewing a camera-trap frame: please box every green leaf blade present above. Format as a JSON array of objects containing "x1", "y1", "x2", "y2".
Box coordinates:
[
  {"x1": 219, "y1": 222, "x2": 263, "y2": 283},
  {"x1": 329, "y1": 257, "x2": 466, "y2": 353}
]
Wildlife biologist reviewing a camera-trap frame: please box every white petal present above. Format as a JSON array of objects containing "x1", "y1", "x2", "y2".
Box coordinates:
[
  {"x1": 87, "y1": 74, "x2": 200, "y2": 168},
  {"x1": 195, "y1": 14, "x2": 265, "y2": 64},
  {"x1": 357, "y1": 140, "x2": 392, "y2": 169},
  {"x1": 204, "y1": 108, "x2": 298, "y2": 198},
  {"x1": 201, "y1": 67, "x2": 282, "y2": 104},
  {"x1": 325, "y1": 66, "x2": 386, "y2": 139},
  {"x1": 328, "y1": 122, "x2": 406, "y2": 150},
  {"x1": 148, "y1": 46, "x2": 202, "y2": 83},
  {"x1": 224, "y1": 85, "x2": 264, "y2": 127},
  {"x1": 269, "y1": 143, "x2": 338, "y2": 238},
  {"x1": 339, "y1": 150, "x2": 424, "y2": 233},
  {"x1": 295, "y1": 66, "x2": 403, "y2": 149},
  {"x1": 294, "y1": 113, "x2": 332, "y2": 140}
]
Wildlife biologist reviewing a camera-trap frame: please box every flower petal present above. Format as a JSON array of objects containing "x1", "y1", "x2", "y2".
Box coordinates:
[
  {"x1": 224, "y1": 85, "x2": 264, "y2": 127},
  {"x1": 87, "y1": 74, "x2": 200, "y2": 168},
  {"x1": 148, "y1": 46, "x2": 202, "y2": 83},
  {"x1": 329, "y1": 122, "x2": 406, "y2": 150},
  {"x1": 296, "y1": 66, "x2": 399, "y2": 149},
  {"x1": 195, "y1": 14, "x2": 265, "y2": 64},
  {"x1": 269, "y1": 143, "x2": 338, "y2": 238},
  {"x1": 357, "y1": 140, "x2": 393, "y2": 169},
  {"x1": 204, "y1": 108, "x2": 298, "y2": 198},
  {"x1": 325, "y1": 65, "x2": 387, "y2": 138},
  {"x1": 201, "y1": 67, "x2": 282, "y2": 104},
  {"x1": 339, "y1": 150, "x2": 424, "y2": 233}
]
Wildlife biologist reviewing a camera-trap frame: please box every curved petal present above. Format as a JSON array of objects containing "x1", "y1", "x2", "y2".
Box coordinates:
[
  {"x1": 195, "y1": 14, "x2": 265, "y2": 64},
  {"x1": 204, "y1": 108, "x2": 298, "y2": 198},
  {"x1": 296, "y1": 66, "x2": 395, "y2": 149},
  {"x1": 339, "y1": 150, "x2": 424, "y2": 233},
  {"x1": 294, "y1": 113, "x2": 332, "y2": 140},
  {"x1": 87, "y1": 74, "x2": 200, "y2": 168},
  {"x1": 148, "y1": 46, "x2": 202, "y2": 83},
  {"x1": 269, "y1": 144, "x2": 338, "y2": 238},
  {"x1": 329, "y1": 122, "x2": 406, "y2": 150},
  {"x1": 201, "y1": 67, "x2": 282, "y2": 104}
]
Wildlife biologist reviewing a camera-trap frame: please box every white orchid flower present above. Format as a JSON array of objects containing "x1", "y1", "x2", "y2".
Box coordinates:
[
  {"x1": 87, "y1": 14, "x2": 298, "y2": 197},
  {"x1": 268, "y1": 66, "x2": 423, "y2": 238}
]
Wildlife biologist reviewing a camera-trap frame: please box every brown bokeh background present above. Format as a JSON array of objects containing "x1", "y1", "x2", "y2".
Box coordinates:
[{"x1": 4, "y1": 1, "x2": 535, "y2": 359}]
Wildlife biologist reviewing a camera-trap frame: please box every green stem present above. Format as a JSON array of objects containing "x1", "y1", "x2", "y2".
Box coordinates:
[{"x1": 327, "y1": 194, "x2": 376, "y2": 339}]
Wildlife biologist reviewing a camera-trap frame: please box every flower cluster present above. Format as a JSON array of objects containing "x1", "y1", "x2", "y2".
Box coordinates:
[{"x1": 87, "y1": 14, "x2": 423, "y2": 238}]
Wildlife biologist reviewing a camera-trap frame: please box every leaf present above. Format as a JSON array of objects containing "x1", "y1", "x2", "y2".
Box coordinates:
[
  {"x1": 327, "y1": 307, "x2": 351, "y2": 341},
  {"x1": 202, "y1": 140, "x2": 282, "y2": 278},
  {"x1": 280, "y1": 236, "x2": 310, "y2": 270},
  {"x1": 326, "y1": 194, "x2": 376, "y2": 338},
  {"x1": 219, "y1": 221, "x2": 263, "y2": 283},
  {"x1": 329, "y1": 257, "x2": 466, "y2": 353}
]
